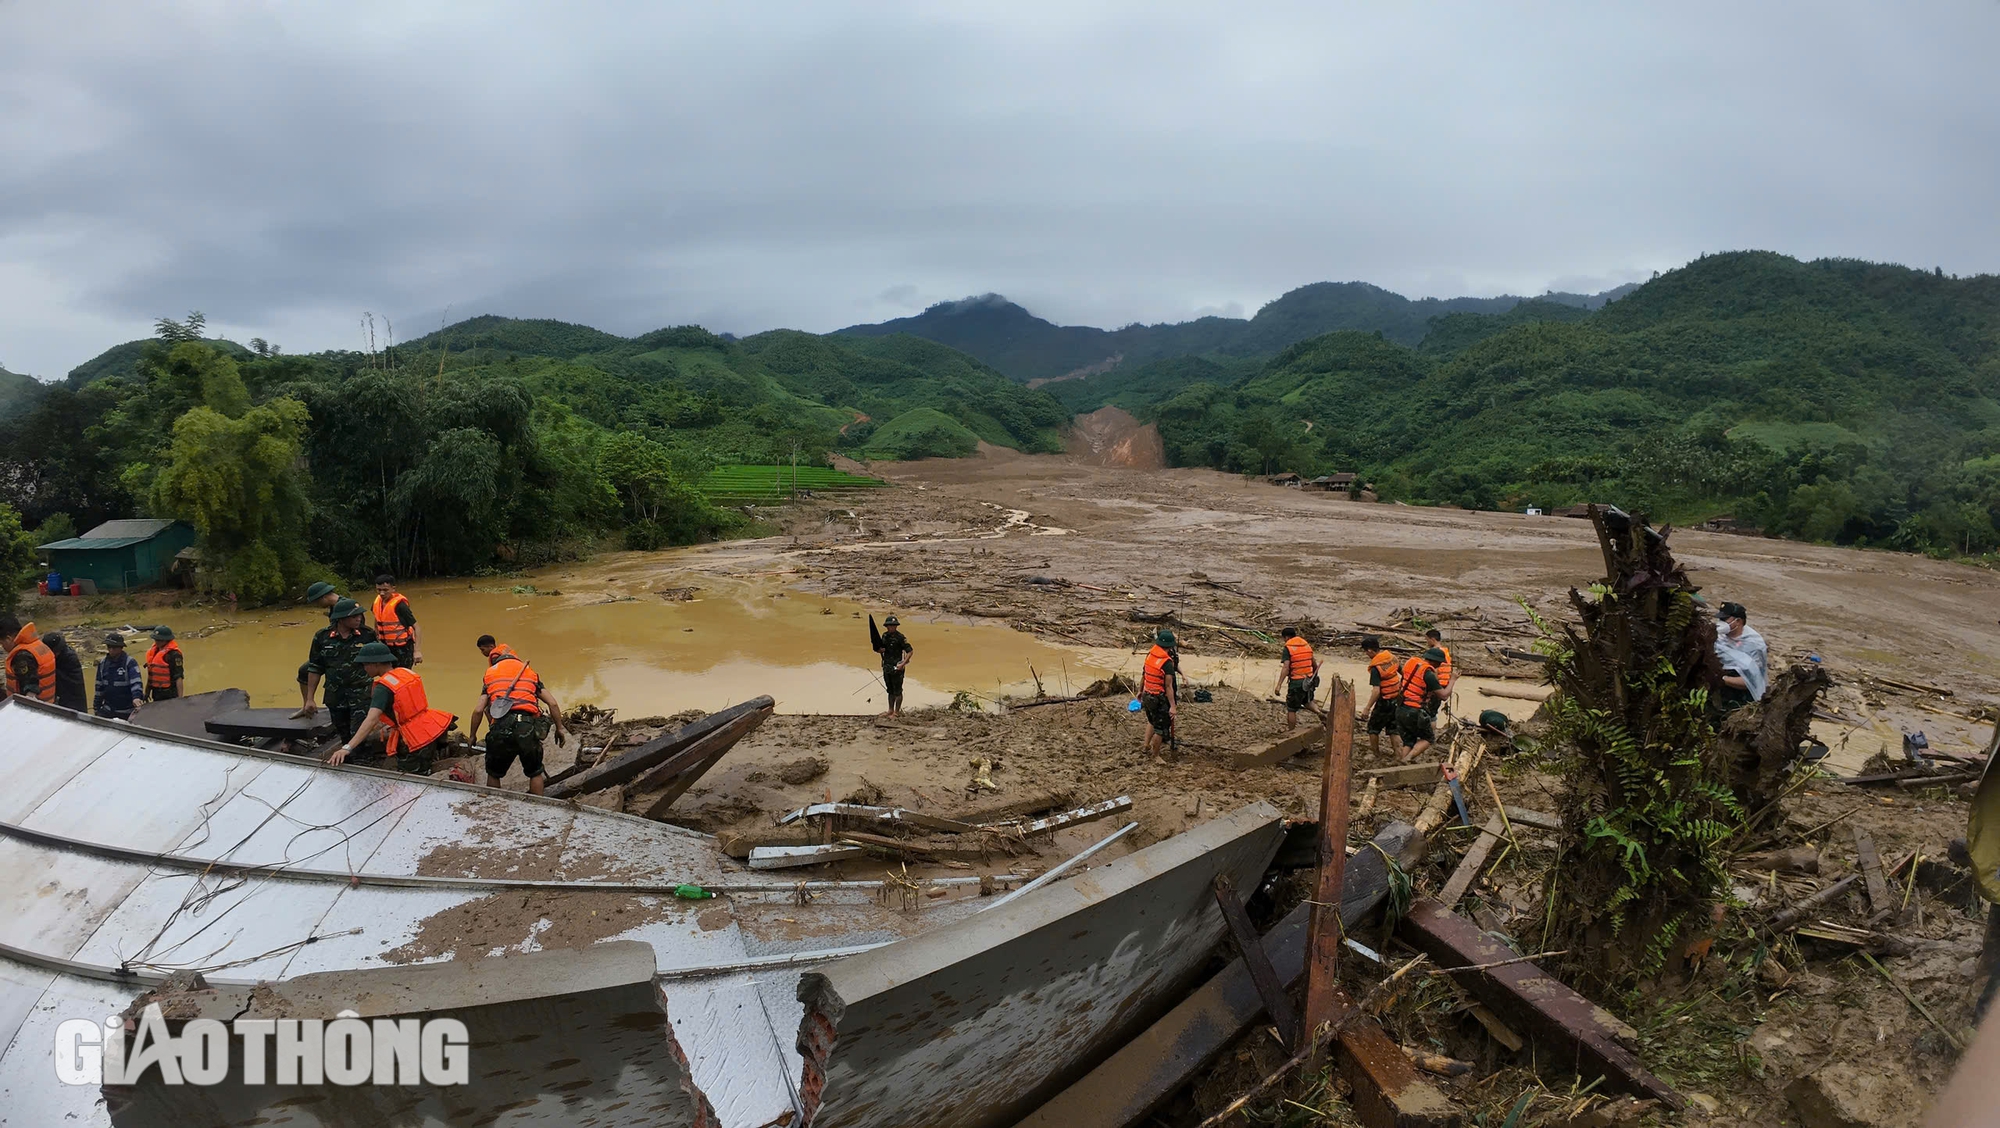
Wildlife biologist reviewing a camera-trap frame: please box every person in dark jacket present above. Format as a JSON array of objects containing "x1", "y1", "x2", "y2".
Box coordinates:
[
  {"x1": 95, "y1": 634, "x2": 144, "y2": 720},
  {"x1": 42, "y1": 632, "x2": 88, "y2": 712}
]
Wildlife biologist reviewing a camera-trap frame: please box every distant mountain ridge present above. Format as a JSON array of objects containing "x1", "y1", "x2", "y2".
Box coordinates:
[{"x1": 837, "y1": 280, "x2": 1642, "y2": 382}]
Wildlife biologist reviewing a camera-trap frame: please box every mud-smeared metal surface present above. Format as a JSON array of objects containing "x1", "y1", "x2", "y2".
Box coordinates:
[{"x1": 794, "y1": 802, "x2": 1286, "y2": 1128}]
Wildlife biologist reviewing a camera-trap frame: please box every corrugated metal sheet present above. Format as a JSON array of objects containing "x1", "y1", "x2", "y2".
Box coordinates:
[{"x1": 0, "y1": 698, "x2": 1288, "y2": 1128}]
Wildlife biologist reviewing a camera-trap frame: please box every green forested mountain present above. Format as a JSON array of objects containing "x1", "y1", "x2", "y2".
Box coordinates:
[
  {"x1": 0, "y1": 365, "x2": 39, "y2": 418},
  {"x1": 1085, "y1": 252, "x2": 2000, "y2": 555},
  {"x1": 837, "y1": 281, "x2": 1638, "y2": 382},
  {"x1": 3, "y1": 316, "x2": 1064, "y2": 596}
]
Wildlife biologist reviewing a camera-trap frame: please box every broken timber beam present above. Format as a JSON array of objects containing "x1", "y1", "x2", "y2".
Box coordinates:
[
  {"x1": 1016, "y1": 796, "x2": 1133, "y2": 835},
  {"x1": 775, "y1": 802, "x2": 984, "y2": 834},
  {"x1": 1360, "y1": 761, "x2": 1443, "y2": 789},
  {"x1": 1852, "y1": 826, "x2": 1891, "y2": 919},
  {"x1": 1435, "y1": 814, "x2": 1507, "y2": 908},
  {"x1": 748, "y1": 843, "x2": 866, "y2": 869},
  {"x1": 1229, "y1": 722, "x2": 1327, "y2": 768},
  {"x1": 1305, "y1": 677, "x2": 1355, "y2": 1037},
  {"x1": 1214, "y1": 874, "x2": 1300, "y2": 1048},
  {"x1": 635, "y1": 704, "x2": 778, "y2": 818},
  {"x1": 1475, "y1": 683, "x2": 1548, "y2": 703},
  {"x1": 1396, "y1": 898, "x2": 1683, "y2": 1109},
  {"x1": 547, "y1": 696, "x2": 773, "y2": 799},
  {"x1": 1013, "y1": 822, "x2": 1427, "y2": 1128},
  {"x1": 1330, "y1": 1001, "x2": 1463, "y2": 1128}
]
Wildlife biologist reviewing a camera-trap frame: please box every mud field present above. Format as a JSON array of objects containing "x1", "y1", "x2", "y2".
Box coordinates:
[{"x1": 643, "y1": 448, "x2": 1995, "y2": 1128}]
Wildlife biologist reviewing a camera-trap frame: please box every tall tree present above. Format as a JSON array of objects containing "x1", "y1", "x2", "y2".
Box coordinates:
[{"x1": 150, "y1": 398, "x2": 314, "y2": 601}]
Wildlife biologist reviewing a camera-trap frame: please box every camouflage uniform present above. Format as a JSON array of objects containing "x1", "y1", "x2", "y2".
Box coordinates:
[{"x1": 306, "y1": 623, "x2": 379, "y2": 741}]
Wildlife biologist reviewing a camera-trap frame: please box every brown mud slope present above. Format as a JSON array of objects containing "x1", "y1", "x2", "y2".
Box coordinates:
[
  {"x1": 674, "y1": 450, "x2": 2000, "y2": 1127},
  {"x1": 1065, "y1": 405, "x2": 1167, "y2": 469}
]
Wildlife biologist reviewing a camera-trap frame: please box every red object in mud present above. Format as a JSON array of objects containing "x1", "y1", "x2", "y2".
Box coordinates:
[{"x1": 67, "y1": 582, "x2": 81, "y2": 596}]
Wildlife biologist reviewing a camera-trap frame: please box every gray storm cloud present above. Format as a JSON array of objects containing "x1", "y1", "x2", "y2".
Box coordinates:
[{"x1": 1, "y1": 0, "x2": 1996, "y2": 376}]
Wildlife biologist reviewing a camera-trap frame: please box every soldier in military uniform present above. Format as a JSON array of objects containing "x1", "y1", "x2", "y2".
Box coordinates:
[
  {"x1": 295, "y1": 581, "x2": 342, "y2": 713},
  {"x1": 296, "y1": 599, "x2": 378, "y2": 742}
]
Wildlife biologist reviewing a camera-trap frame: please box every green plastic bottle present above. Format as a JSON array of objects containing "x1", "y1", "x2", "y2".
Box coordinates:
[{"x1": 673, "y1": 884, "x2": 713, "y2": 900}]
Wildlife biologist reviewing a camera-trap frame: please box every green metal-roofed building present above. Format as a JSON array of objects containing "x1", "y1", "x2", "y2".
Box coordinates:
[{"x1": 38, "y1": 519, "x2": 198, "y2": 592}]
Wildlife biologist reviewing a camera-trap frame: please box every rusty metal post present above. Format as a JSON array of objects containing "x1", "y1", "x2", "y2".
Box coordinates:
[{"x1": 1305, "y1": 676, "x2": 1355, "y2": 1036}]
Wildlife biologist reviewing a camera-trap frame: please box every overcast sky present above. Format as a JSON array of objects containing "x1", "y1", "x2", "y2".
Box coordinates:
[{"x1": 3, "y1": 2, "x2": 1996, "y2": 377}]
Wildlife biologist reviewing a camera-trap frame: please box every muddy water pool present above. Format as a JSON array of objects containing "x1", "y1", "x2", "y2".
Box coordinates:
[{"x1": 33, "y1": 555, "x2": 1118, "y2": 718}]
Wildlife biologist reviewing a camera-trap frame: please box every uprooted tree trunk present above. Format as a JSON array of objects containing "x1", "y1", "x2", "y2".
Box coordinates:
[{"x1": 1544, "y1": 506, "x2": 1825, "y2": 991}]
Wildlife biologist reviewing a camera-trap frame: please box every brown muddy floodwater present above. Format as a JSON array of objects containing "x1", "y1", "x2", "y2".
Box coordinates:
[{"x1": 34, "y1": 553, "x2": 1121, "y2": 718}]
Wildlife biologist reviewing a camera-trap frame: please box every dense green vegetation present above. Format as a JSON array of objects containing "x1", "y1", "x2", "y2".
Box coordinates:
[
  {"x1": 2, "y1": 313, "x2": 1064, "y2": 598},
  {"x1": 839, "y1": 282, "x2": 1638, "y2": 382},
  {"x1": 0, "y1": 365, "x2": 37, "y2": 420},
  {"x1": 1067, "y1": 253, "x2": 2000, "y2": 557},
  {"x1": 698, "y1": 465, "x2": 887, "y2": 504}
]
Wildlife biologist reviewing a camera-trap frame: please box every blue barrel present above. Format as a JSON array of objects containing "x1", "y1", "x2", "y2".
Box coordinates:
[{"x1": 46, "y1": 571, "x2": 63, "y2": 594}]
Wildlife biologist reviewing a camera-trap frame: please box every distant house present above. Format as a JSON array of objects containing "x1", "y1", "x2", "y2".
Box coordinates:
[
  {"x1": 38, "y1": 519, "x2": 198, "y2": 592},
  {"x1": 1303, "y1": 472, "x2": 1358, "y2": 492},
  {"x1": 1267, "y1": 473, "x2": 1303, "y2": 487},
  {"x1": 1552, "y1": 504, "x2": 1597, "y2": 519},
  {"x1": 1700, "y1": 515, "x2": 1764, "y2": 536}
]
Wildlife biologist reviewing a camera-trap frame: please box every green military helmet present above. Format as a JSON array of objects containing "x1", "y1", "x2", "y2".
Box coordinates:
[
  {"x1": 1423, "y1": 647, "x2": 1445, "y2": 663},
  {"x1": 328, "y1": 597, "x2": 363, "y2": 621},
  {"x1": 304, "y1": 581, "x2": 337, "y2": 602},
  {"x1": 1478, "y1": 709, "x2": 1511, "y2": 734},
  {"x1": 353, "y1": 641, "x2": 399, "y2": 665},
  {"x1": 152, "y1": 625, "x2": 175, "y2": 641},
  {"x1": 1156, "y1": 628, "x2": 1176, "y2": 647}
]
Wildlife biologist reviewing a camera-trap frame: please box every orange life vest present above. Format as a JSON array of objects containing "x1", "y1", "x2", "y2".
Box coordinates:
[
  {"x1": 372, "y1": 593, "x2": 413, "y2": 648},
  {"x1": 5, "y1": 625, "x2": 57, "y2": 702},
  {"x1": 482, "y1": 656, "x2": 541, "y2": 716},
  {"x1": 1400, "y1": 656, "x2": 1436, "y2": 708},
  {"x1": 374, "y1": 668, "x2": 452, "y2": 756},
  {"x1": 144, "y1": 640, "x2": 183, "y2": 691},
  {"x1": 1283, "y1": 636, "x2": 1315, "y2": 680},
  {"x1": 1368, "y1": 650, "x2": 1403, "y2": 700},
  {"x1": 1433, "y1": 644, "x2": 1454, "y2": 690},
  {"x1": 486, "y1": 642, "x2": 521, "y2": 665},
  {"x1": 1141, "y1": 644, "x2": 1174, "y2": 696}
]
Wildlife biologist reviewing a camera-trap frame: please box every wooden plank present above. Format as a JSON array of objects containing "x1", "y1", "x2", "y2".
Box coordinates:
[
  {"x1": 1502, "y1": 806, "x2": 1561, "y2": 831},
  {"x1": 1852, "y1": 826, "x2": 1891, "y2": 918},
  {"x1": 1213, "y1": 875, "x2": 1300, "y2": 1048},
  {"x1": 1304, "y1": 677, "x2": 1355, "y2": 1040},
  {"x1": 1398, "y1": 898, "x2": 1682, "y2": 1108},
  {"x1": 774, "y1": 803, "x2": 984, "y2": 834},
  {"x1": 1359, "y1": 761, "x2": 1442, "y2": 789},
  {"x1": 1435, "y1": 815, "x2": 1506, "y2": 908},
  {"x1": 203, "y1": 708, "x2": 333, "y2": 742},
  {"x1": 1013, "y1": 822, "x2": 1426, "y2": 1128},
  {"x1": 1331, "y1": 1004, "x2": 1463, "y2": 1127},
  {"x1": 1476, "y1": 683, "x2": 1548, "y2": 702},
  {"x1": 1017, "y1": 796, "x2": 1133, "y2": 835},
  {"x1": 1228, "y1": 723, "x2": 1325, "y2": 769},
  {"x1": 546, "y1": 696, "x2": 773, "y2": 798},
  {"x1": 747, "y1": 843, "x2": 865, "y2": 869}
]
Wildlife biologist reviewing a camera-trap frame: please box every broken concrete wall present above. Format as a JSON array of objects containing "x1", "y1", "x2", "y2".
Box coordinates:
[{"x1": 794, "y1": 802, "x2": 1285, "y2": 1128}]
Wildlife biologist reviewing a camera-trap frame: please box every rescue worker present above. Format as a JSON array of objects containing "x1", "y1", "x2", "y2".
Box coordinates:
[
  {"x1": 330, "y1": 641, "x2": 453, "y2": 774},
  {"x1": 44, "y1": 632, "x2": 88, "y2": 712},
  {"x1": 874, "y1": 615, "x2": 913, "y2": 717},
  {"x1": 1358, "y1": 635, "x2": 1404, "y2": 757},
  {"x1": 1424, "y1": 628, "x2": 1455, "y2": 707},
  {"x1": 2, "y1": 617, "x2": 57, "y2": 703},
  {"x1": 1139, "y1": 628, "x2": 1179, "y2": 758},
  {"x1": 1272, "y1": 628, "x2": 1321, "y2": 729},
  {"x1": 297, "y1": 600, "x2": 379, "y2": 742},
  {"x1": 468, "y1": 636, "x2": 568, "y2": 795},
  {"x1": 94, "y1": 634, "x2": 144, "y2": 720},
  {"x1": 143, "y1": 626, "x2": 184, "y2": 702},
  {"x1": 297, "y1": 581, "x2": 341, "y2": 710},
  {"x1": 371, "y1": 574, "x2": 422, "y2": 667},
  {"x1": 1396, "y1": 646, "x2": 1447, "y2": 761}
]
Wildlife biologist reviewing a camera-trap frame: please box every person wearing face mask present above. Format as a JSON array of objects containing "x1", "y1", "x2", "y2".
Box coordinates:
[{"x1": 1713, "y1": 601, "x2": 1767, "y2": 713}]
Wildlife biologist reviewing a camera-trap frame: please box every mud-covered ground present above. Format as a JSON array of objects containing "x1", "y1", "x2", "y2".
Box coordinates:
[
  {"x1": 181, "y1": 443, "x2": 1988, "y2": 1127},
  {"x1": 626, "y1": 447, "x2": 1994, "y2": 1128}
]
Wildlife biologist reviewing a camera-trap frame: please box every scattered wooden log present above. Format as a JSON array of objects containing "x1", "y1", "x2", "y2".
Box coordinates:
[
  {"x1": 548, "y1": 696, "x2": 773, "y2": 799},
  {"x1": 1767, "y1": 851, "x2": 1917, "y2": 931},
  {"x1": 1229, "y1": 722, "x2": 1328, "y2": 769},
  {"x1": 1008, "y1": 695, "x2": 1089, "y2": 710},
  {"x1": 1360, "y1": 760, "x2": 1443, "y2": 789},
  {"x1": 1476, "y1": 683, "x2": 1549, "y2": 702},
  {"x1": 748, "y1": 843, "x2": 866, "y2": 869},
  {"x1": 1502, "y1": 806, "x2": 1562, "y2": 831},
  {"x1": 1852, "y1": 827, "x2": 1891, "y2": 918},
  {"x1": 634, "y1": 702, "x2": 779, "y2": 818},
  {"x1": 718, "y1": 827, "x2": 820, "y2": 858},
  {"x1": 950, "y1": 790, "x2": 1071, "y2": 825},
  {"x1": 1437, "y1": 814, "x2": 1508, "y2": 908},
  {"x1": 1498, "y1": 648, "x2": 1553, "y2": 664},
  {"x1": 1354, "y1": 777, "x2": 1381, "y2": 819},
  {"x1": 1214, "y1": 875, "x2": 1300, "y2": 1049},
  {"x1": 1305, "y1": 677, "x2": 1356, "y2": 1040},
  {"x1": 834, "y1": 830, "x2": 1026, "y2": 864},
  {"x1": 1015, "y1": 796, "x2": 1133, "y2": 835},
  {"x1": 1795, "y1": 922, "x2": 1916, "y2": 957},
  {"x1": 774, "y1": 803, "x2": 983, "y2": 834},
  {"x1": 1397, "y1": 898, "x2": 1682, "y2": 1108},
  {"x1": 1403, "y1": 1047, "x2": 1474, "y2": 1077},
  {"x1": 1870, "y1": 675, "x2": 1953, "y2": 697},
  {"x1": 1469, "y1": 1004, "x2": 1525, "y2": 1052}
]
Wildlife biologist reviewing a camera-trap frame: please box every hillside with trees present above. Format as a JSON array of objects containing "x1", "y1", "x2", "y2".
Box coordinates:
[
  {"x1": 1073, "y1": 252, "x2": 2000, "y2": 557},
  {"x1": 0, "y1": 314, "x2": 1065, "y2": 598},
  {"x1": 837, "y1": 281, "x2": 1639, "y2": 382}
]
